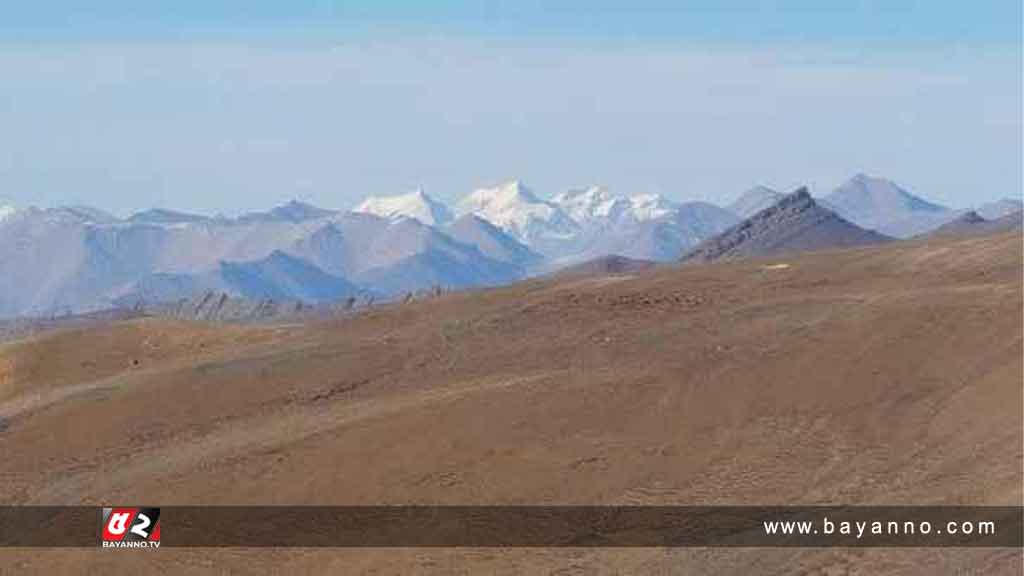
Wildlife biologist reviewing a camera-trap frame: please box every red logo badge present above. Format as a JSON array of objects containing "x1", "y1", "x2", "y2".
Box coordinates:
[{"x1": 101, "y1": 507, "x2": 161, "y2": 548}]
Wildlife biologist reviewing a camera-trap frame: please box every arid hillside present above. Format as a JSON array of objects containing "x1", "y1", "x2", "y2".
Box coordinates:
[{"x1": 1, "y1": 231, "x2": 1021, "y2": 574}]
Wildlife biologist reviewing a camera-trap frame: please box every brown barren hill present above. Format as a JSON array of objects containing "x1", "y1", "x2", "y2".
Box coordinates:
[
  {"x1": 681, "y1": 187, "x2": 891, "y2": 263},
  {"x1": 0, "y1": 231, "x2": 1021, "y2": 574},
  {"x1": 552, "y1": 254, "x2": 658, "y2": 279}
]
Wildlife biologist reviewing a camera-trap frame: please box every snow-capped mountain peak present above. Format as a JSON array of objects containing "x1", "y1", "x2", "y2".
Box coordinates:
[
  {"x1": 458, "y1": 180, "x2": 540, "y2": 212},
  {"x1": 551, "y1": 186, "x2": 630, "y2": 224},
  {"x1": 353, "y1": 187, "x2": 453, "y2": 226},
  {"x1": 456, "y1": 181, "x2": 578, "y2": 245},
  {"x1": 549, "y1": 187, "x2": 679, "y2": 225},
  {"x1": 626, "y1": 194, "x2": 678, "y2": 221}
]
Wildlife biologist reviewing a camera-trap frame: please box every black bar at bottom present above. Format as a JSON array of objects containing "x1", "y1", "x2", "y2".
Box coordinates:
[{"x1": 1, "y1": 506, "x2": 1021, "y2": 548}]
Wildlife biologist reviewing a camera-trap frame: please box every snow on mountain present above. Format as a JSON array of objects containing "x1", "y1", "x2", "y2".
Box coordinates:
[
  {"x1": 0, "y1": 175, "x2": 977, "y2": 318},
  {"x1": 456, "y1": 181, "x2": 579, "y2": 245},
  {"x1": 551, "y1": 186, "x2": 630, "y2": 225},
  {"x1": 353, "y1": 188, "x2": 453, "y2": 226},
  {"x1": 0, "y1": 205, "x2": 15, "y2": 224},
  {"x1": 625, "y1": 194, "x2": 678, "y2": 221},
  {"x1": 469, "y1": 184, "x2": 738, "y2": 264},
  {"x1": 572, "y1": 201, "x2": 739, "y2": 263},
  {"x1": 550, "y1": 188, "x2": 679, "y2": 225},
  {"x1": 541, "y1": 186, "x2": 737, "y2": 262}
]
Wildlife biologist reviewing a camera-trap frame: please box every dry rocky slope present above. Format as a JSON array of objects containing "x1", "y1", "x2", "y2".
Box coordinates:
[
  {"x1": 551, "y1": 254, "x2": 658, "y2": 278},
  {"x1": 1, "y1": 230, "x2": 1021, "y2": 574},
  {"x1": 681, "y1": 187, "x2": 890, "y2": 263}
]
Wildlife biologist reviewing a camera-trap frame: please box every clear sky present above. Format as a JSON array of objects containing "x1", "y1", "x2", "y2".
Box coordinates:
[{"x1": 1, "y1": 2, "x2": 1020, "y2": 215}]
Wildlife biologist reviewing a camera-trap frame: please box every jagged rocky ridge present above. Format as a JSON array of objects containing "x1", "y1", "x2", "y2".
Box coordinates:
[{"x1": 681, "y1": 188, "x2": 891, "y2": 263}]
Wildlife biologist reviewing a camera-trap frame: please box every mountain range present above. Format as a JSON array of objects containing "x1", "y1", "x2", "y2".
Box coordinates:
[
  {"x1": 0, "y1": 174, "x2": 1018, "y2": 318},
  {"x1": 681, "y1": 188, "x2": 891, "y2": 263}
]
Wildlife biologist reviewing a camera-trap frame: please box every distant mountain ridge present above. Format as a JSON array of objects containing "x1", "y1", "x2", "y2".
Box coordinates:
[
  {"x1": 822, "y1": 174, "x2": 961, "y2": 238},
  {"x1": 445, "y1": 214, "x2": 543, "y2": 270},
  {"x1": 553, "y1": 255, "x2": 657, "y2": 278},
  {"x1": 456, "y1": 181, "x2": 581, "y2": 248},
  {"x1": 353, "y1": 188, "x2": 453, "y2": 226},
  {"x1": 728, "y1": 186, "x2": 784, "y2": 218},
  {"x1": 0, "y1": 204, "x2": 19, "y2": 223},
  {"x1": 681, "y1": 188, "x2": 891, "y2": 263},
  {"x1": 0, "y1": 174, "x2": 1008, "y2": 318},
  {"x1": 975, "y1": 198, "x2": 1023, "y2": 221},
  {"x1": 116, "y1": 251, "x2": 367, "y2": 306},
  {"x1": 926, "y1": 209, "x2": 1023, "y2": 237},
  {"x1": 0, "y1": 204, "x2": 518, "y2": 317}
]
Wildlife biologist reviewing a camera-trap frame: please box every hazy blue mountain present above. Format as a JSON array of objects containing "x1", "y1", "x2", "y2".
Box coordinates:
[
  {"x1": 821, "y1": 174, "x2": 960, "y2": 238},
  {"x1": 115, "y1": 251, "x2": 365, "y2": 305},
  {"x1": 0, "y1": 207, "x2": 155, "y2": 316},
  {"x1": 129, "y1": 209, "x2": 213, "y2": 225},
  {"x1": 356, "y1": 250, "x2": 521, "y2": 296},
  {"x1": 728, "y1": 186, "x2": 785, "y2": 218},
  {"x1": 976, "y1": 198, "x2": 1023, "y2": 221},
  {"x1": 219, "y1": 251, "x2": 364, "y2": 302},
  {"x1": 0, "y1": 201, "x2": 530, "y2": 317},
  {"x1": 445, "y1": 214, "x2": 543, "y2": 270},
  {"x1": 239, "y1": 200, "x2": 337, "y2": 224},
  {"x1": 345, "y1": 217, "x2": 524, "y2": 295}
]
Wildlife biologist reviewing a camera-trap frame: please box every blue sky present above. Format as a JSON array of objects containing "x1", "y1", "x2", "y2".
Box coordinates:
[
  {"x1": 3, "y1": 2, "x2": 1021, "y2": 45},
  {"x1": 0, "y1": 2, "x2": 1020, "y2": 215}
]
